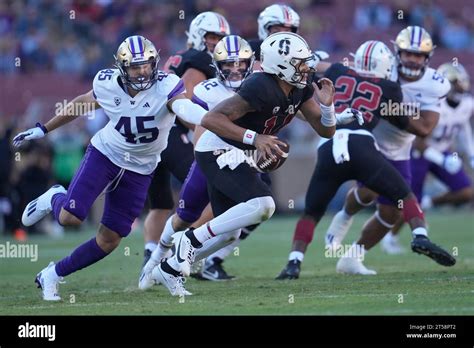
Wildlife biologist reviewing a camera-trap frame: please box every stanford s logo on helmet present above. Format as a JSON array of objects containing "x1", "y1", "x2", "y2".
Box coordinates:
[
  {"x1": 115, "y1": 35, "x2": 160, "y2": 91},
  {"x1": 260, "y1": 32, "x2": 315, "y2": 89}
]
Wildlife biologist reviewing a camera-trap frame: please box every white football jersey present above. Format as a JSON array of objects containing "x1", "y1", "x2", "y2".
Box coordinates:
[
  {"x1": 193, "y1": 78, "x2": 237, "y2": 152},
  {"x1": 428, "y1": 95, "x2": 474, "y2": 152},
  {"x1": 372, "y1": 67, "x2": 451, "y2": 160},
  {"x1": 90, "y1": 68, "x2": 185, "y2": 174}
]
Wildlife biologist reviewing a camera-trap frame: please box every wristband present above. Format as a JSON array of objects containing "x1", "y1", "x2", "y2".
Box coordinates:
[
  {"x1": 36, "y1": 122, "x2": 48, "y2": 134},
  {"x1": 243, "y1": 129, "x2": 257, "y2": 145},
  {"x1": 320, "y1": 103, "x2": 336, "y2": 127}
]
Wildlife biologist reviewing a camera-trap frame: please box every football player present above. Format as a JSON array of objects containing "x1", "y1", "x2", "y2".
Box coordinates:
[
  {"x1": 140, "y1": 12, "x2": 230, "y2": 271},
  {"x1": 381, "y1": 62, "x2": 474, "y2": 254},
  {"x1": 277, "y1": 41, "x2": 455, "y2": 279},
  {"x1": 139, "y1": 35, "x2": 255, "y2": 289},
  {"x1": 151, "y1": 32, "x2": 364, "y2": 296},
  {"x1": 13, "y1": 35, "x2": 208, "y2": 300},
  {"x1": 325, "y1": 26, "x2": 456, "y2": 274}
]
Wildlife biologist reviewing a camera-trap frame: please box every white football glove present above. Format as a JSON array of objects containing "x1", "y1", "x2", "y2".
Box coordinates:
[
  {"x1": 308, "y1": 50, "x2": 329, "y2": 69},
  {"x1": 443, "y1": 153, "x2": 462, "y2": 174},
  {"x1": 335, "y1": 108, "x2": 364, "y2": 126},
  {"x1": 12, "y1": 123, "x2": 47, "y2": 147}
]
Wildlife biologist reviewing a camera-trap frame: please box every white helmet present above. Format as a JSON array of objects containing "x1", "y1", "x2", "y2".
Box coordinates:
[
  {"x1": 258, "y1": 4, "x2": 300, "y2": 40},
  {"x1": 260, "y1": 32, "x2": 315, "y2": 89},
  {"x1": 353, "y1": 40, "x2": 397, "y2": 81},
  {"x1": 186, "y1": 11, "x2": 231, "y2": 52}
]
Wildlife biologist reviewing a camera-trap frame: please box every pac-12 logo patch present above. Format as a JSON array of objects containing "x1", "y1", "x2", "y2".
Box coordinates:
[{"x1": 114, "y1": 97, "x2": 121, "y2": 106}]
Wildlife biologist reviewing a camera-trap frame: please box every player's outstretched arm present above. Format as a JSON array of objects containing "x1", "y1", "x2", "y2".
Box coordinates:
[
  {"x1": 13, "y1": 90, "x2": 100, "y2": 147},
  {"x1": 168, "y1": 94, "x2": 207, "y2": 126},
  {"x1": 201, "y1": 94, "x2": 287, "y2": 158}
]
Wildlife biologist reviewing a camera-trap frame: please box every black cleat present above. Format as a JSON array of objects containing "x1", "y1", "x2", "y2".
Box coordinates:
[
  {"x1": 200, "y1": 258, "x2": 235, "y2": 281},
  {"x1": 411, "y1": 236, "x2": 456, "y2": 266},
  {"x1": 275, "y1": 259, "x2": 301, "y2": 280}
]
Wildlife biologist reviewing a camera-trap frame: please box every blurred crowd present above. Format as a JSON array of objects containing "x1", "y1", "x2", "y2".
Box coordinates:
[
  {"x1": 1, "y1": 0, "x2": 474, "y2": 76},
  {"x1": 1, "y1": 0, "x2": 473, "y2": 236}
]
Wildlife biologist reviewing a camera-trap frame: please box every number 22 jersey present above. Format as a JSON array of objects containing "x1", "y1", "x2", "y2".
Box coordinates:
[{"x1": 90, "y1": 68, "x2": 185, "y2": 175}]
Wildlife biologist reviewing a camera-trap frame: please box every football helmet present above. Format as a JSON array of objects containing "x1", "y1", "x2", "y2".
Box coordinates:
[
  {"x1": 260, "y1": 32, "x2": 315, "y2": 89},
  {"x1": 353, "y1": 40, "x2": 397, "y2": 81},
  {"x1": 438, "y1": 62, "x2": 470, "y2": 103},
  {"x1": 258, "y1": 4, "x2": 300, "y2": 40},
  {"x1": 213, "y1": 35, "x2": 255, "y2": 90},
  {"x1": 186, "y1": 12, "x2": 231, "y2": 52},
  {"x1": 392, "y1": 26, "x2": 435, "y2": 79},
  {"x1": 114, "y1": 35, "x2": 160, "y2": 91}
]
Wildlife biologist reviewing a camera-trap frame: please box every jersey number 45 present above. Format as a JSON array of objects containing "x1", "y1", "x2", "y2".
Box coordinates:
[{"x1": 115, "y1": 116, "x2": 159, "y2": 144}]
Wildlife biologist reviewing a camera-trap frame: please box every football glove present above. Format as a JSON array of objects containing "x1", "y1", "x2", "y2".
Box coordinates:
[
  {"x1": 335, "y1": 108, "x2": 364, "y2": 126},
  {"x1": 12, "y1": 123, "x2": 48, "y2": 147}
]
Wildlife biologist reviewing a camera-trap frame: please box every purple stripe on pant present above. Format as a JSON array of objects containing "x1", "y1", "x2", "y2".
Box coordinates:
[
  {"x1": 61, "y1": 144, "x2": 152, "y2": 237},
  {"x1": 411, "y1": 151, "x2": 471, "y2": 202},
  {"x1": 176, "y1": 160, "x2": 210, "y2": 223}
]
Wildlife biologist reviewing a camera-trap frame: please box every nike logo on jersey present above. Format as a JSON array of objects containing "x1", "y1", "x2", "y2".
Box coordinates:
[{"x1": 143, "y1": 102, "x2": 150, "y2": 108}]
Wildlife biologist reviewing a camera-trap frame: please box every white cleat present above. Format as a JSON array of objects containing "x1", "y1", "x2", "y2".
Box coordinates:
[
  {"x1": 325, "y1": 210, "x2": 354, "y2": 250},
  {"x1": 22, "y1": 185, "x2": 66, "y2": 226},
  {"x1": 35, "y1": 262, "x2": 64, "y2": 301},
  {"x1": 138, "y1": 259, "x2": 159, "y2": 290},
  {"x1": 173, "y1": 231, "x2": 196, "y2": 277},
  {"x1": 336, "y1": 257, "x2": 377, "y2": 275},
  {"x1": 381, "y1": 232, "x2": 406, "y2": 255},
  {"x1": 151, "y1": 263, "x2": 192, "y2": 296}
]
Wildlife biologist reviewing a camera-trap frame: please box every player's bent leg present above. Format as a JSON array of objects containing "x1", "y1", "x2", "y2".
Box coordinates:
[
  {"x1": 36, "y1": 224, "x2": 120, "y2": 301},
  {"x1": 142, "y1": 208, "x2": 171, "y2": 266},
  {"x1": 381, "y1": 217, "x2": 406, "y2": 255},
  {"x1": 431, "y1": 186, "x2": 473, "y2": 207},
  {"x1": 58, "y1": 208, "x2": 82, "y2": 226},
  {"x1": 22, "y1": 185, "x2": 67, "y2": 226},
  {"x1": 325, "y1": 187, "x2": 377, "y2": 250}
]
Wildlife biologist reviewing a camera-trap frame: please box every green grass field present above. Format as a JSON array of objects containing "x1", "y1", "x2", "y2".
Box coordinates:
[{"x1": 1, "y1": 211, "x2": 473, "y2": 315}]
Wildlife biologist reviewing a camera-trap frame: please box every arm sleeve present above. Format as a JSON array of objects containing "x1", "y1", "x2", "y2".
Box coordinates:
[{"x1": 171, "y1": 98, "x2": 207, "y2": 126}]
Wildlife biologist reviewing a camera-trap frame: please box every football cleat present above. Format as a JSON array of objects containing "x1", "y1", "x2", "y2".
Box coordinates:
[
  {"x1": 275, "y1": 259, "x2": 301, "y2": 280},
  {"x1": 201, "y1": 258, "x2": 235, "y2": 281},
  {"x1": 172, "y1": 230, "x2": 197, "y2": 277},
  {"x1": 22, "y1": 185, "x2": 66, "y2": 226},
  {"x1": 138, "y1": 259, "x2": 159, "y2": 290},
  {"x1": 151, "y1": 263, "x2": 192, "y2": 297},
  {"x1": 336, "y1": 257, "x2": 377, "y2": 275},
  {"x1": 35, "y1": 262, "x2": 64, "y2": 301},
  {"x1": 142, "y1": 249, "x2": 152, "y2": 269},
  {"x1": 411, "y1": 235, "x2": 456, "y2": 266}
]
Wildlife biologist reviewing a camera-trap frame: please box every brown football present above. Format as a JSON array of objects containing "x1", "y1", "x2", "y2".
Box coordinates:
[{"x1": 255, "y1": 140, "x2": 290, "y2": 173}]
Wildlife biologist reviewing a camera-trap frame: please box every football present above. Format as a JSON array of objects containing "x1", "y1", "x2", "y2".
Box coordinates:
[{"x1": 255, "y1": 140, "x2": 290, "y2": 173}]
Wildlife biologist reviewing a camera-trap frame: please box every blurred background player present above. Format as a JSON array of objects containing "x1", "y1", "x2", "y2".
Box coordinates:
[
  {"x1": 139, "y1": 34, "x2": 255, "y2": 289},
  {"x1": 381, "y1": 62, "x2": 474, "y2": 254},
  {"x1": 13, "y1": 35, "x2": 207, "y2": 300},
  {"x1": 325, "y1": 26, "x2": 456, "y2": 274},
  {"x1": 140, "y1": 11, "x2": 230, "y2": 271}
]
